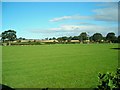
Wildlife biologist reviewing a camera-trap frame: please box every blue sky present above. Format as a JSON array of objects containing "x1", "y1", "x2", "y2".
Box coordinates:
[
  {"x1": 2, "y1": 0, "x2": 120, "y2": 2},
  {"x1": 2, "y1": 2, "x2": 118, "y2": 39}
]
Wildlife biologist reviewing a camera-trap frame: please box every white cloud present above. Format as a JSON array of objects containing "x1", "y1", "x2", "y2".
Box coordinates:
[
  {"x1": 76, "y1": 22, "x2": 96, "y2": 25},
  {"x1": 50, "y1": 24, "x2": 117, "y2": 32},
  {"x1": 93, "y1": 7, "x2": 118, "y2": 22},
  {"x1": 49, "y1": 15, "x2": 91, "y2": 22},
  {"x1": 49, "y1": 16, "x2": 72, "y2": 22},
  {"x1": 51, "y1": 25, "x2": 80, "y2": 31},
  {"x1": 50, "y1": 3, "x2": 118, "y2": 22},
  {"x1": 30, "y1": 24, "x2": 118, "y2": 36}
]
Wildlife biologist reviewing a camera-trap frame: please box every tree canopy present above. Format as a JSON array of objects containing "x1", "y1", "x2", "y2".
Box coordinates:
[
  {"x1": 1, "y1": 30, "x2": 17, "y2": 42},
  {"x1": 106, "y1": 32, "x2": 117, "y2": 43},
  {"x1": 92, "y1": 33, "x2": 103, "y2": 42},
  {"x1": 79, "y1": 32, "x2": 88, "y2": 41}
]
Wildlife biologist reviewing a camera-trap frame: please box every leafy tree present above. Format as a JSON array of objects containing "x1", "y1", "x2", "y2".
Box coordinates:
[
  {"x1": 49, "y1": 38, "x2": 52, "y2": 40},
  {"x1": 49, "y1": 37, "x2": 56, "y2": 40},
  {"x1": 0, "y1": 33, "x2": 2, "y2": 38},
  {"x1": 45, "y1": 38, "x2": 48, "y2": 40},
  {"x1": 1, "y1": 30, "x2": 17, "y2": 45},
  {"x1": 62, "y1": 36, "x2": 68, "y2": 43},
  {"x1": 89, "y1": 36, "x2": 93, "y2": 41},
  {"x1": 52, "y1": 37, "x2": 56, "y2": 40},
  {"x1": 79, "y1": 32, "x2": 88, "y2": 42},
  {"x1": 18, "y1": 37, "x2": 25, "y2": 40},
  {"x1": 67, "y1": 36, "x2": 72, "y2": 43},
  {"x1": 102, "y1": 37, "x2": 106, "y2": 42},
  {"x1": 106, "y1": 32, "x2": 117, "y2": 43},
  {"x1": 71, "y1": 36, "x2": 79, "y2": 40},
  {"x1": 118, "y1": 35, "x2": 120, "y2": 43},
  {"x1": 57, "y1": 37, "x2": 63, "y2": 43},
  {"x1": 92, "y1": 33, "x2": 103, "y2": 42},
  {"x1": 1, "y1": 32, "x2": 6, "y2": 42}
]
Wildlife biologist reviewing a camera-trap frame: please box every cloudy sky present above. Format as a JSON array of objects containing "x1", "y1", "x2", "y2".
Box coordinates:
[{"x1": 2, "y1": 1, "x2": 118, "y2": 39}]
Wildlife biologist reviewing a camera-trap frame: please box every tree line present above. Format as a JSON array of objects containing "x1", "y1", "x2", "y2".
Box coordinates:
[
  {"x1": 0, "y1": 30, "x2": 120, "y2": 45},
  {"x1": 49, "y1": 32, "x2": 120, "y2": 43}
]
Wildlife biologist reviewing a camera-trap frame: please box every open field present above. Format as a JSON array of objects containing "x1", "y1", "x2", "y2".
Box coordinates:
[{"x1": 2, "y1": 44, "x2": 118, "y2": 88}]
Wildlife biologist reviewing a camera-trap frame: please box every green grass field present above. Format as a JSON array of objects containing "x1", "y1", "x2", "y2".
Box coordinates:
[{"x1": 2, "y1": 44, "x2": 118, "y2": 88}]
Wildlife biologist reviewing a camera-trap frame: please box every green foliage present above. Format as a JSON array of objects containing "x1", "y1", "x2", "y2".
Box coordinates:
[
  {"x1": 57, "y1": 37, "x2": 63, "y2": 43},
  {"x1": 106, "y1": 32, "x2": 117, "y2": 43},
  {"x1": 61, "y1": 36, "x2": 68, "y2": 42},
  {"x1": 71, "y1": 36, "x2": 79, "y2": 40},
  {"x1": 97, "y1": 68, "x2": 120, "y2": 89},
  {"x1": 1, "y1": 30, "x2": 16, "y2": 42},
  {"x1": 92, "y1": 33, "x2": 103, "y2": 42},
  {"x1": 118, "y1": 35, "x2": 120, "y2": 43},
  {"x1": 79, "y1": 32, "x2": 88, "y2": 41}
]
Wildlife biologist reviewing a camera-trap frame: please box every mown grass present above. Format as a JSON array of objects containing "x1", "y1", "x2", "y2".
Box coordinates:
[
  {"x1": 0, "y1": 46, "x2": 2, "y2": 84},
  {"x1": 2, "y1": 44, "x2": 118, "y2": 88}
]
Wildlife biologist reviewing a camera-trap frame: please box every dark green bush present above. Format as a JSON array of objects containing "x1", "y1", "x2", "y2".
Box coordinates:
[{"x1": 97, "y1": 68, "x2": 120, "y2": 90}]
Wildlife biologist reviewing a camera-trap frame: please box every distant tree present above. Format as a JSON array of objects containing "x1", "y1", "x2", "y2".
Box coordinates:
[
  {"x1": 18, "y1": 37, "x2": 25, "y2": 40},
  {"x1": 0, "y1": 33, "x2": 2, "y2": 38},
  {"x1": 52, "y1": 37, "x2": 56, "y2": 40},
  {"x1": 71, "y1": 36, "x2": 79, "y2": 40},
  {"x1": 1, "y1": 30, "x2": 17, "y2": 45},
  {"x1": 102, "y1": 37, "x2": 106, "y2": 42},
  {"x1": 92, "y1": 33, "x2": 103, "y2": 42},
  {"x1": 28, "y1": 40, "x2": 31, "y2": 43},
  {"x1": 89, "y1": 36, "x2": 93, "y2": 41},
  {"x1": 49, "y1": 38, "x2": 52, "y2": 40},
  {"x1": 106, "y1": 32, "x2": 117, "y2": 43},
  {"x1": 18, "y1": 37, "x2": 23, "y2": 40},
  {"x1": 0, "y1": 34, "x2": 2, "y2": 45},
  {"x1": 17, "y1": 40, "x2": 21, "y2": 43},
  {"x1": 22, "y1": 38, "x2": 25, "y2": 40},
  {"x1": 118, "y1": 35, "x2": 120, "y2": 43},
  {"x1": 1, "y1": 32, "x2": 6, "y2": 42},
  {"x1": 45, "y1": 38, "x2": 48, "y2": 40},
  {"x1": 67, "y1": 36, "x2": 72, "y2": 43},
  {"x1": 33, "y1": 40, "x2": 36, "y2": 42},
  {"x1": 62, "y1": 36, "x2": 68, "y2": 43},
  {"x1": 79, "y1": 32, "x2": 88, "y2": 42},
  {"x1": 57, "y1": 37, "x2": 63, "y2": 43},
  {"x1": 48, "y1": 37, "x2": 56, "y2": 40}
]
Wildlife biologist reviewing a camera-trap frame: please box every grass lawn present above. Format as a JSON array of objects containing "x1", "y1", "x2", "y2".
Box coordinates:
[
  {"x1": 0, "y1": 46, "x2": 2, "y2": 84},
  {"x1": 2, "y1": 44, "x2": 118, "y2": 88}
]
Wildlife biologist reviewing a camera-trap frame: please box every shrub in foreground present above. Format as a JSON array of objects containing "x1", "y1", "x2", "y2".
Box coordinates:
[{"x1": 97, "y1": 68, "x2": 120, "y2": 90}]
